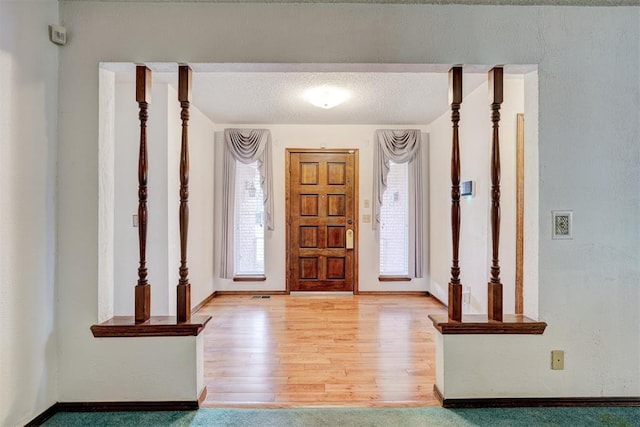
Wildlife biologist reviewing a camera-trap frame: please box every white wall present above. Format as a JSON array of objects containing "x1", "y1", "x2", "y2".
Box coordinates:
[
  {"x1": 213, "y1": 124, "x2": 430, "y2": 293},
  {"x1": 56, "y1": 335, "x2": 203, "y2": 403},
  {"x1": 98, "y1": 68, "x2": 116, "y2": 322},
  {"x1": 167, "y1": 84, "x2": 181, "y2": 313},
  {"x1": 429, "y1": 76, "x2": 524, "y2": 314},
  {"x1": 54, "y1": 75, "x2": 213, "y2": 404},
  {"x1": 0, "y1": 2, "x2": 59, "y2": 425},
  {"x1": 184, "y1": 89, "x2": 216, "y2": 308},
  {"x1": 523, "y1": 71, "x2": 539, "y2": 319},
  {"x1": 112, "y1": 79, "x2": 214, "y2": 316},
  {"x1": 56, "y1": 1, "x2": 639, "y2": 402}
]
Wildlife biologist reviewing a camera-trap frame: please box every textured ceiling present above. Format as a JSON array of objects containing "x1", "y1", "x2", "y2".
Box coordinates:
[
  {"x1": 66, "y1": 0, "x2": 639, "y2": 6},
  {"x1": 188, "y1": 71, "x2": 488, "y2": 125},
  {"x1": 111, "y1": 63, "x2": 529, "y2": 125}
]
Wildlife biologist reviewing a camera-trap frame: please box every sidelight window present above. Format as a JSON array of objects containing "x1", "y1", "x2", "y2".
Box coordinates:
[
  {"x1": 234, "y1": 161, "x2": 265, "y2": 275},
  {"x1": 379, "y1": 161, "x2": 409, "y2": 276}
]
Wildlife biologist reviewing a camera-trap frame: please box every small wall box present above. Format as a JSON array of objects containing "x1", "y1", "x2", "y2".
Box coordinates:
[
  {"x1": 49, "y1": 25, "x2": 67, "y2": 46},
  {"x1": 461, "y1": 180, "x2": 474, "y2": 197},
  {"x1": 552, "y1": 210, "x2": 573, "y2": 240}
]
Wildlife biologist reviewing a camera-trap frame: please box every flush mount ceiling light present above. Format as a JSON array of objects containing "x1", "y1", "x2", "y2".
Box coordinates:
[{"x1": 304, "y1": 86, "x2": 350, "y2": 109}]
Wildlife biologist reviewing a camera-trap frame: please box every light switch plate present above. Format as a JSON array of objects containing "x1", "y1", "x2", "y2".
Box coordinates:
[{"x1": 461, "y1": 180, "x2": 474, "y2": 197}]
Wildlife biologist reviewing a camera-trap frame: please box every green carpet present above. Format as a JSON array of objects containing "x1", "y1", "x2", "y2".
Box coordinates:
[{"x1": 42, "y1": 407, "x2": 640, "y2": 426}]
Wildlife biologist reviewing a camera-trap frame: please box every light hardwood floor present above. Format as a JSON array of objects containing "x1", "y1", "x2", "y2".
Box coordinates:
[{"x1": 198, "y1": 294, "x2": 446, "y2": 407}]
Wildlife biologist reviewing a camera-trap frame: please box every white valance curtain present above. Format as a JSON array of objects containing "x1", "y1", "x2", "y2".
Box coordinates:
[
  {"x1": 220, "y1": 129, "x2": 273, "y2": 279},
  {"x1": 373, "y1": 129, "x2": 424, "y2": 278}
]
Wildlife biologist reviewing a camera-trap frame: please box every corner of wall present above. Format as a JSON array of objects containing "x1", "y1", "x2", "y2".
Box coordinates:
[{"x1": 0, "y1": 1, "x2": 61, "y2": 424}]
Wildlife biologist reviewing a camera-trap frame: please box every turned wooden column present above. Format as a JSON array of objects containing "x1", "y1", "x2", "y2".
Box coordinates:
[
  {"x1": 448, "y1": 66, "x2": 463, "y2": 322},
  {"x1": 135, "y1": 65, "x2": 152, "y2": 323},
  {"x1": 488, "y1": 67, "x2": 504, "y2": 321},
  {"x1": 177, "y1": 65, "x2": 192, "y2": 323}
]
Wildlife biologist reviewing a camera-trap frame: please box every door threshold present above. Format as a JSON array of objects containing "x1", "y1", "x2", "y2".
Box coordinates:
[{"x1": 289, "y1": 291, "x2": 354, "y2": 296}]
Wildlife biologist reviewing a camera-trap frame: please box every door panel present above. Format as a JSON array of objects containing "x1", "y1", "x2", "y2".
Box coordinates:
[{"x1": 287, "y1": 150, "x2": 357, "y2": 292}]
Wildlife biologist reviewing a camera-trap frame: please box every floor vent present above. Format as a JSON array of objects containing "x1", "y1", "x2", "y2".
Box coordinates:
[{"x1": 251, "y1": 295, "x2": 271, "y2": 299}]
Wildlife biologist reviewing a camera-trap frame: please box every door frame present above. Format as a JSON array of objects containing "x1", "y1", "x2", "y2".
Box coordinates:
[
  {"x1": 515, "y1": 113, "x2": 524, "y2": 314},
  {"x1": 285, "y1": 148, "x2": 359, "y2": 294}
]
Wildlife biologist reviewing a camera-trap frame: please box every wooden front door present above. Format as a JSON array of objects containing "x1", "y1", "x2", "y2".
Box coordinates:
[{"x1": 286, "y1": 149, "x2": 358, "y2": 292}]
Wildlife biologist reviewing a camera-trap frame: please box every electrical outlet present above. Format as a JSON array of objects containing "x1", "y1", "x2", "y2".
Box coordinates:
[
  {"x1": 462, "y1": 286, "x2": 471, "y2": 305},
  {"x1": 363, "y1": 214, "x2": 371, "y2": 223},
  {"x1": 132, "y1": 214, "x2": 139, "y2": 228},
  {"x1": 364, "y1": 199, "x2": 370, "y2": 208},
  {"x1": 551, "y1": 350, "x2": 564, "y2": 370}
]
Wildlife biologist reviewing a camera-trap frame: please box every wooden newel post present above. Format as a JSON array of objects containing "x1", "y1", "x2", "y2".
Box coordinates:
[
  {"x1": 448, "y1": 66, "x2": 463, "y2": 322},
  {"x1": 135, "y1": 65, "x2": 152, "y2": 323},
  {"x1": 488, "y1": 67, "x2": 504, "y2": 321},
  {"x1": 177, "y1": 65, "x2": 192, "y2": 323}
]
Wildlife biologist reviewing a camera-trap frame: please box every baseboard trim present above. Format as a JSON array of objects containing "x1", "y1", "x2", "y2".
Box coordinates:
[
  {"x1": 192, "y1": 291, "x2": 217, "y2": 314},
  {"x1": 56, "y1": 400, "x2": 199, "y2": 412},
  {"x1": 25, "y1": 403, "x2": 59, "y2": 426},
  {"x1": 433, "y1": 384, "x2": 444, "y2": 406},
  {"x1": 429, "y1": 293, "x2": 447, "y2": 309},
  {"x1": 213, "y1": 291, "x2": 430, "y2": 297},
  {"x1": 290, "y1": 291, "x2": 353, "y2": 296},
  {"x1": 357, "y1": 291, "x2": 431, "y2": 296},
  {"x1": 198, "y1": 387, "x2": 208, "y2": 406},
  {"x1": 25, "y1": 400, "x2": 200, "y2": 426},
  {"x1": 433, "y1": 386, "x2": 640, "y2": 408},
  {"x1": 215, "y1": 290, "x2": 288, "y2": 295}
]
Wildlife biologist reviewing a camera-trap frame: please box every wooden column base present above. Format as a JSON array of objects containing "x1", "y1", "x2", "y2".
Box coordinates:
[
  {"x1": 177, "y1": 283, "x2": 191, "y2": 323},
  {"x1": 448, "y1": 283, "x2": 462, "y2": 322},
  {"x1": 135, "y1": 284, "x2": 151, "y2": 323},
  {"x1": 488, "y1": 282, "x2": 503, "y2": 321}
]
